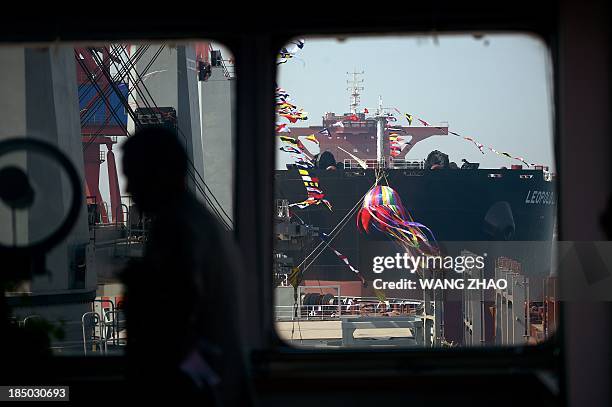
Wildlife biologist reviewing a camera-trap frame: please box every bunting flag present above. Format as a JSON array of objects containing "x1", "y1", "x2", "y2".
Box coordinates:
[
  {"x1": 276, "y1": 87, "x2": 290, "y2": 101},
  {"x1": 318, "y1": 128, "x2": 331, "y2": 138},
  {"x1": 276, "y1": 123, "x2": 290, "y2": 133},
  {"x1": 277, "y1": 48, "x2": 294, "y2": 65},
  {"x1": 291, "y1": 39, "x2": 305, "y2": 49},
  {"x1": 279, "y1": 135, "x2": 332, "y2": 210},
  {"x1": 463, "y1": 136, "x2": 485, "y2": 154},
  {"x1": 288, "y1": 267, "x2": 302, "y2": 288},
  {"x1": 516, "y1": 157, "x2": 530, "y2": 166},
  {"x1": 320, "y1": 232, "x2": 366, "y2": 286},
  {"x1": 303, "y1": 134, "x2": 319, "y2": 145},
  {"x1": 275, "y1": 87, "x2": 308, "y2": 127},
  {"x1": 277, "y1": 39, "x2": 305, "y2": 65},
  {"x1": 405, "y1": 113, "x2": 413, "y2": 125},
  {"x1": 279, "y1": 135, "x2": 299, "y2": 146},
  {"x1": 279, "y1": 136, "x2": 313, "y2": 167},
  {"x1": 277, "y1": 101, "x2": 297, "y2": 110},
  {"x1": 386, "y1": 125, "x2": 404, "y2": 133},
  {"x1": 289, "y1": 214, "x2": 365, "y2": 286},
  {"x1": 293, "y1": 156, "x2": 314, "y2": 169},
  {"x1": 364, "y1": 108, "x2": 369, "y2": 114},
  {"x1": 291, "y1": 196, "x2": 332, "y2": 210},
  {"x1": 389, "y1": 133, "x2": 411, "y2": 157},
  {"x1": 280, "y1": 145, "x2": 302, "y2": 154},
  {"x1": 280, "y1": 112, "x2": 308, "y2": 123}
]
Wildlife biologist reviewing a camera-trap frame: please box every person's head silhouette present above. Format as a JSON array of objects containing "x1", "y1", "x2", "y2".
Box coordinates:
[{"x1": 122, "y1": 126, "x2": 188, "y2": 213}]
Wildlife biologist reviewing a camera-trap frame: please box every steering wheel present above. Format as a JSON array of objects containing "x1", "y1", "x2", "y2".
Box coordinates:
[{"x1": 0, "y1": 138, "x2": 82, "y2": 257}]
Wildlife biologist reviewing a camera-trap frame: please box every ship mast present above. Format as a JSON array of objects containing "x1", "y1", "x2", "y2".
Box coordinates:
[
  {"x1": 375, "y1": 95, "x2": 386, "y2": 167},
  {"x1": 346, "y1": 70, "x2": 364, "y2": 114}
]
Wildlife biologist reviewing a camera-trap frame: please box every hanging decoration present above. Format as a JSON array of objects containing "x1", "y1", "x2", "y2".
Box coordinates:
[
  {"x1": 357, "y1": 185, "x2": 438, "y2": 256},
  {"x1": 318, "y1": 128, "x2": 331, "y2": 138},
  {"x1": 277, "y1": 38, "x2": 305, "y2": 65},
  {"x1": 290, "y1": 213, "x2": 365, "y2": 286},
  {"x1": 389, "y1": 133, "x2": 411, "y2": 158},
  {"x1": 398, "y1": 111, "x2": 544, "y2": 167},
  {"x1": 275, "y1": 87, "x2": 308, "y2": 129},
  {"x1": 276, "y1": 123, "x2": 290, "y2": 133},
  {"x1": 278, "y1": 135, "x2": 332, "y2": 210},
  {"x1": 290, "y1": 167, "x2": 332, "y2": 210},
  {"x1": 303, "y1": 134, "x2": 320, "y2": 145}
]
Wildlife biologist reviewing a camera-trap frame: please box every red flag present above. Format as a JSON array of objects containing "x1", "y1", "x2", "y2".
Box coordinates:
[{"x1": 364, "y1": 108, "x2": 369, "y2": 114}]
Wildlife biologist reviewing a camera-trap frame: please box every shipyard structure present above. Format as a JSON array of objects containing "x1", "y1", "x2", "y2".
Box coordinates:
[{"x1": 0, "y1": 42, "x2": 235, "y2": 353}]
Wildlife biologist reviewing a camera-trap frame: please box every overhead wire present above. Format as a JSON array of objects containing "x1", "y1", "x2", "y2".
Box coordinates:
[
  {"x1": 78, "y1": 43, "x2": 234, "y2": 230},
  {"x1": 115, "y1": 44, "x2": 233, "y2": 228},
  {"x1": 80, "y1": 45, "x2": 153, "y2": 153},
  {"x1": 79, "y1": 45, "x2": 149, "y2": 128},
  {"x1": 296, "y1": 173, "x2": 383, "y2": 273}
]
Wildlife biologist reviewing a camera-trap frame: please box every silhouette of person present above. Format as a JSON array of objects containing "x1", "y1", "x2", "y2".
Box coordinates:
[{"x1": 121, "y1": 126, "x2": 249, "y2": 405}]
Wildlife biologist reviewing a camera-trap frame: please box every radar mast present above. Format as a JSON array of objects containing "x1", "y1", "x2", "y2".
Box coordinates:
[{"x1": 346, "y1": 70, "x2": 364, "y2": 114}]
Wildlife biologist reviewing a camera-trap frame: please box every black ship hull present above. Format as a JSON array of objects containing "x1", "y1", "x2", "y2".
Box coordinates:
[{"x1": 275, "y1": 167, "x2": 556, "y2": 284}]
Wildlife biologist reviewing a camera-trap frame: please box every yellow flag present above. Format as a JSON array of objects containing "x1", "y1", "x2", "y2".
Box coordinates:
[
  {"x1": 288, "y1": 267, "x2": 302, "y2": 288},
  {"x1": 304, "y1": 134, "x2": 319, "y2": 145}
]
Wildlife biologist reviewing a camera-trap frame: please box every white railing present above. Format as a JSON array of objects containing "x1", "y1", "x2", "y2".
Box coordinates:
[
  {"x1": 275, "y1": 301, "x2": 424, "y2": 321},
  {"x1": 342, "y1": 158, "x2": 386, "y2": 169},
  {"x1": 342, "y1": 158, "x2": 425, "y2": 170},
  {"x1": 391, "y1": 159, "x2": 425, "y2": 169}
]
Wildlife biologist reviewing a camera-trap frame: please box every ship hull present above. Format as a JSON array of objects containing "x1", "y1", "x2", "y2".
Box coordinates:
[{"x1": 275, "y1": 167, "x2": 556, "y2": 283}]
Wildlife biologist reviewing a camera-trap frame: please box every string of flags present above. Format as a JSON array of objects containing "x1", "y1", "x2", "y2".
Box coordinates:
[
  {"x1": 276, "y1": 42, "x2": 332, "y2": 210},
  {"x1": 277, "y1": 39, "x2": 305, "y2": 65},
  {"x1": 275, "y1": 40, "x2": 374, "y2": 295},
  {"x1": 276, "y1": 87, "x2": 308, "y2": 129},
  {"x1": 320, "y1": 232, "x2": 366, "y2": 286},
  {"x1": 389, "y1": 133, "x2": 411, "y2": 158},
  {"x1": 395, "y1": 110, "x2": 542, "y2": 167},
  {"x1": 278, "y1": 135, "x2": 332, "y2": 210},
  {"x1": 303, "y1": 134, "x2": 319, "y2": 146},
  {"x1": 290, "y1": 213, "x2": 366, "y2": 286},
  {"x1": 386, "y1": 123, "x2": 412, "y2": 158}
]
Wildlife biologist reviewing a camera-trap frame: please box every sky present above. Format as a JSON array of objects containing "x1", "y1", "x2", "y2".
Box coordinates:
[{"x1": 277, "y1": 33, "x2": 555, "y2": 170}]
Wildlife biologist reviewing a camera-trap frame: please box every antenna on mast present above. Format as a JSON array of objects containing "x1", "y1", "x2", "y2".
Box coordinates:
[{"x1": 346, "y1": 70, "x2": 364, "y2": 114}]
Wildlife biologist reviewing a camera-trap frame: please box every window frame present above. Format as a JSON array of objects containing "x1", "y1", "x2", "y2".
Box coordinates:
[
  {"x1": 264, "y1": 30, "x2": 561, "y2": 367},
  {"x1": 0, "y1": 9, "x2": 562, "y2": 381}
]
